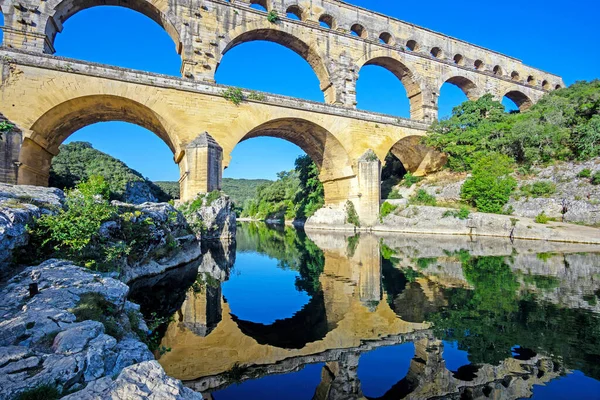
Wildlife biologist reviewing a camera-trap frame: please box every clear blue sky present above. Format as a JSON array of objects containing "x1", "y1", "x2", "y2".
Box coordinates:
[{"x1": 1, "y1": 1, "x2": 598, "y2": 181}]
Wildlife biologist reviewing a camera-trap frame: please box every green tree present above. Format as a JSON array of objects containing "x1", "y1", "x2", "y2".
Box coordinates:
[
  {"x1": 294, "y1": 155, "x2": 324, "y2": 219},
  {"x1": 461, "y1": 154, "x2": 517, "y2": 213}
]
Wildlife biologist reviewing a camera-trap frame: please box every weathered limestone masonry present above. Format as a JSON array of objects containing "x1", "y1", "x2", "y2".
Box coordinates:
[{"x1": 0, "y1": 0, "x2": 564, "y2": 225}]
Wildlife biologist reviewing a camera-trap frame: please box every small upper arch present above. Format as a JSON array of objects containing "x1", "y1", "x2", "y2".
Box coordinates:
[
  {"x1": 350, "y1": 23, "x2": 368, "y2": 39},
  {"x1": 249, "y1": 0, "x2": 270, "y2": 11},
  {"x1": 511, "y1": 71, "x2": 520, "y2": 82},
  {"x1": 542, "y1": 80, "x2": 551, "y2": 90},
  {"x1": 318, "y1": 14, "x2": 335, "y2": 29},
  {"x1": 493, "y1": 65, "x2": 503, "y2": 76},
  {"x1": 379, "y1": 32, "x2": 394, "y2": 45},
  {"x1": 430, "y1": 47, "x2": 443, "y2": 59},
  {"x1": 285, "y1": 5, "x2": 304, "y2": 21},
  {"x1": 406, "y1": 39, "x2": 419, "y2": 52},
  {"x1": 474, "y1": 59, "x2": 485, "y2": 71},
  {"x1": 453, "y1": 54, "x2": 465, "y2": 66}
]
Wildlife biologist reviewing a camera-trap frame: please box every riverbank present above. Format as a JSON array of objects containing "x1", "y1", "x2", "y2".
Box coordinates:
[{"x1": 305, "y1": 205, "x2": 600, "y2": 245}]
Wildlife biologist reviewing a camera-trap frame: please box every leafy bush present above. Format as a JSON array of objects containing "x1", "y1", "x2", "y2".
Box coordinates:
[
  {"x1": 426, "y1": 81, "x2": 600, "y2": 170},
  {"x1": 578, "y1": 168, "x2": 592, "y2": 178},
  {"x1": 0, "y1": 120, "x2": 13, "y2": 140},
  {"x1": 16, "y1": 385, "x2": 62, "y2": 400},
  {"x1": 461, "y1": 154, "x2": 517, "y2": 214},
  {"x1": 222, "y1": 87, "x2": 245, "y2": 105},
  {"x1": 519, "y1": 181, "x2": 557, "y2": 198},
  {"x1": 267, "y1": 10, "x2": 279, "y2": 23},
  {"x1": 442, "y1": 206, "x2": 471, "y2": 220},
  {"x1": 247, "y1": 91, "x2": 266, "y2": 101},
  {"x1": 346, "y1": 201, "x2": 360, "y2": 227},
  {"x1": 71, "y1": 292, "x2": 124, "y2": 339},
  {"x1": 535, "y1": 212, "x2": 551, "y2": 224},
  {"x1": 592, "y1": 172, "x2": 600, "y2": 185},
  {"x1": 380, "y1": 202, "x2": 398, "y2": 220},
  {"x1": 409, "y1": 189, "x2": 437, "y2": 206},
  {"x1": 402, "y1": 172, "x2": 421, "y2": 188}
]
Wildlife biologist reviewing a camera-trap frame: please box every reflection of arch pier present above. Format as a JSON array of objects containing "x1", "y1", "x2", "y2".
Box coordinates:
[{"x1": 0, "y1": 0, "x2": 563, "y2": 225}]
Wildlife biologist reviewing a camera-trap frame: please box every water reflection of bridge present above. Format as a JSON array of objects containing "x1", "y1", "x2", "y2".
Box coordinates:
[{"x1": 148, "y1": 231, "x2": 600, "y2": 399}]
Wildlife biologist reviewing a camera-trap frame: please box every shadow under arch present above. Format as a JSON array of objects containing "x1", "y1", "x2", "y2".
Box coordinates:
[
  {"x1": 42, "y1": 0, "x2": 183, "y2": 55},
  {"x1": 19, "y1": 94, "x2": 178, "y2": 185},
  {"x1": 386, "y1": 135, "x2": 446, "y2": 176},
  {"x1": 358, "y1": 56, "x2": 424, "y2": 120},
  {"x1": 219, "y1": 28, "x2": 332, "y2": 100},
  {"x1": 230, "y1": 290, "x2": 331, "y2": 349},
  {"x1": 503, "y1": 90, "x2": 533, "y2": 111}
]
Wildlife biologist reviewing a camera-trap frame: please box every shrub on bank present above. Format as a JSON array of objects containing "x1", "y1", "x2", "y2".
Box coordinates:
[{"x1": 461, "y1": 154, "x2": 517, "y2": 214}]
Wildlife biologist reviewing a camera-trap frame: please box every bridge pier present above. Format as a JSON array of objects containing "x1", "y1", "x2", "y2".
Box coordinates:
[
  {"x1": 355, "y1": 150, "x2": 382, "y2": 227},
  {"x1": 179, "y1": 133, "x2": 223, "y2": 202}
]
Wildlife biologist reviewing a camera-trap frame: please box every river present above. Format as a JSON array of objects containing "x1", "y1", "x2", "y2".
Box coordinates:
[{"x1": 129, "y1": 222, "x2": 600, "y2": 399}]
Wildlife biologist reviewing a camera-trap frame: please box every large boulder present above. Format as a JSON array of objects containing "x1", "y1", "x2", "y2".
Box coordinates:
[
  {"x1": 180, "y1": 193, "x2": 236, "y2": 241},
  {"x1": 123, "y1": 181, "x2": 158, "y2": 205},
  {"x1": 0, "y1": 184, "x2": 65, "y2": 276}
]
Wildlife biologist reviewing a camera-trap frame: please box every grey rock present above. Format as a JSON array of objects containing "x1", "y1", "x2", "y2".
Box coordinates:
[
  {"x1": 182, "y1": 194, "x2": 236, "y2": 241},
  {"x1": 63, "y1": 361, "x2": 203, "y2": 400},
  {"x1": 123, "y1": 181, "x2": 158, "y2": 205},
  {"x1": 53, "y1": 321, "x2": 105, "y2": 355}
]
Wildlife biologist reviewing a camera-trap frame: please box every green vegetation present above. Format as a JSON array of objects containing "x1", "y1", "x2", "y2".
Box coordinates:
[
  {"x1": 409, "y1": 189, "x2": 437, "y2": 206},
  {"x1": 593, "y1": 172, "x2": 600, "y2": 185},
  {"x1": 153, "y1": 181, "x2": 180, "y2": 200},
  {"x1": 535, "y1": 211, "x2": 551, "y2": 224},
  {"x1": 247, "y1": 91, "x2": 266, "y2": 101},
  {"x1": 402, "y1": 172, "x2": 421, "y2": 188},
  {"x1": 522, "y1": 274, "x2": 560, "y2": 290},
  {"x1": 22, "y1": 176, "x2": 180, "y2": 272},
  {"x1": 345, "y1": 200, "x2": 360, "y2": 227},
  {"x1": 461, "y1": 154, "x2": 517, "y2": 213},
  {"x1": 241, "y1": 155, "x2": 324, "y2": 221},
  {"x1": 578, "y1": 168, "x2": 592, "y2": 178},
  {"x1": 267, "y1": 10, "x2": 279, "y2": 23},
  {"x1": 0, "y1": 120, "x2": 13, "y2": 140},
  {"x1": 71, "y1": 292, "x2": 124, "y2": 339},
  {"x1": 442, "y1": 206, "x2": 471, "y2": 220},
  {"x1": 15, "y1": 385, "x2": 62, "y2": 400},
  {"x1": 380, "y1": 201, "x2": 398, "y2": 220},
  {"x1": 519, "y1": 181, "x2": 557, "y2": 198},
  {"x1": 222, "y1": 87, "x2": 245, "y2": 105},
  {"x1": 49, "y1": 142, "x2": 171, "y2": 202},
  {"x1": 427, "y1": 81, "x2": 600, "y2": 171}
]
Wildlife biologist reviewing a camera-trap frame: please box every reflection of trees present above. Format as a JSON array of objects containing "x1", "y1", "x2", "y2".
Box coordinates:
[
  {"x1": 424, "y1": 256, "x2": 600, "y2": 380},
  {"x1": 236, "y1": 223, "x2": 324, "y2": 294}
]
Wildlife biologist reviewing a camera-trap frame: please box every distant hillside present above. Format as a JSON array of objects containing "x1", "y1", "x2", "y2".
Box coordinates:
[
  {"x1": 50, "y1": 141, "x2": 171, "y2": 202},
  {"x1": 222, "y1": 178, "x2": 271, "y2": 206},
  {"x1": 152, "y1": 178, "x2": 271, "y2": 206}
]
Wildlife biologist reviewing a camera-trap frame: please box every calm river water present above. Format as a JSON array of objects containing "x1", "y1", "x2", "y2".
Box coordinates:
[{"x1": 129, "y1": 223, "x2": 600, "y2": 399}]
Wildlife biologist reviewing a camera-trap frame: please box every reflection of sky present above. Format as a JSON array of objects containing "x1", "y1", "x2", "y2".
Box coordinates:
[
  {"x1": 442, "y1": 341, "x2": 471, "y2": 371},
  {"x1": 358, "y1": 343, "x2": 415, "y2": 398},
  {"x1": 222, "y1": 252, "x2": 310, "y2": 324},
  {"x1": 530, "y1": 371, "x2": 600, "y2": 399},
  {"x1": 212, "y1": 363, "x2": 324, "y2": 400}
]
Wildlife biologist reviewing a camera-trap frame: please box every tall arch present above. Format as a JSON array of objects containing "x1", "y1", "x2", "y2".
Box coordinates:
[
  {"x1": 230, "y1": 118, "x2": 354, "y2": 205},
  {"x1": 18, "y1": 95, "x2": 177, "y2": 186},
  {"x1": 220, "y1": 29, "x2": 332, "y2": 101},
  {"x1": 503, "y1": 90, "x2": 533, "y2": 112},
  {"x1": 358, "y1": 56, "x2": 426, "y2": 120},
  {"x1": 440, "y1": 76, "x2": 479, "y2": 100},
  {"x1": 42, "y1": 0, "x2": 183, "y2": 56}
]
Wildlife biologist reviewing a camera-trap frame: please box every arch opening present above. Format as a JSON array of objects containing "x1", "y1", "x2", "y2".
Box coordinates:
[
  {"x1": 474, "y1": 60, "x2": 485, "y2": 71},
  {"x1": 453, "y1": 54, "x2": 465, "y2": 66},
  {"x1": 0, "y1": 10, "x2": 4, "y2": 46},
  {"x1": 249, "y1": 0, "x2": 269, "y2": 11},
  {"x1": 45, "y1": 0, "x2": 182, "y2": 60},
  {"x1": 228, "y1": 118, "x2": 353, "y2": 208},
  {"x1": 503, "y1": 91, "x2": 533, "y2": 112},
  {"x1": 527, "y1": 75, "x2": 536, "y2": 85},
  {"x1": 359, "y1": 57, "x2": 422, "y2": 119},
  {"x1": 220, "y1": 29, "x2": 331, "y2": 101},
  {"x1": 319, "y1": 14, "x2": 335, "y2": 29},
  {"x1": 438, "y1": 77, "x2": 477, "y2": 119},
  {"x1": 18, "y1": 95, "x2": 178, "y2": 188},
  {"x1": 493, "y1": 65, "x2": 503, "y2": 76},
  {"x1": 351, "y1": 23, "x2": 367, "y2": 38},
  {"x1": 511, "y1": 71, "x2": 520, "y2": 81},
  {"x1": 542, "y1": 80, "x2": 551, "y2": 90},
  {"x1": 379, "y1": 32, "x2": 393, "y2": 45},
  {"x1": 406, "y1": 40, "x2": 419, "y2": 52},
  {"x1": 286, "y1": 5, "x2": 303, "y2": 20},
  {"x1": 430, "y1": 47, "x2": 443, "y2": 59}
]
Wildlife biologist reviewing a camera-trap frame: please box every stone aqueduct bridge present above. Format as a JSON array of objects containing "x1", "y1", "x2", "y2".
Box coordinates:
[{"x1": 0, "y1": 0, "x2": 564, "y2": 223}]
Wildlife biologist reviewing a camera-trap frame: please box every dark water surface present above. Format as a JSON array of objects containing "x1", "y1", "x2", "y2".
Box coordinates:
[{"x1": 130, "y1": 223, "x2": 600, "y2": 399}]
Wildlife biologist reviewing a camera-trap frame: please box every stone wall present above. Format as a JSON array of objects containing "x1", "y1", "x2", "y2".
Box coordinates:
[{"x1": 0, "y1": 114, "x2": 22, "y2": 185}]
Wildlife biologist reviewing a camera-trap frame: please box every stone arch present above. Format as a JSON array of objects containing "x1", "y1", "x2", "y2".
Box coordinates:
[
  {"x1": 357, "y1": 54, "x2": 428, "y2": 120},
  {"x1": 439, "y1": 74, "x2": 479, "y2": 100},
  {"x1": 229, "y1": 117, "x2": 354, "y2": 205},
  {"x1": 285, "y1": 4, "x2": 304, "y2": 20},
  {"x1": 379, "y1": 32, "x2": 394, "y2": 45},
  {"x1": 220, "y1": 28, "x2": 332, "y2": 100},
  {"x1": 503, "y1": 90, "x2": 533, "y2": 111},
  {"x1": 386, "y1": 135, "x2": 447, "y2": 177},
  {"x1": 318, "y1": 14, "x2": 335, "y2": 29},
  {"x1": 350, "y1": 23, "x2": 367, "y2": 39},
  {"x1": 42, "y1": 0, "x2": 183, "y2": 56},
  {"x1": 406, "y1": 40, "x2": 419, "y2": 52},
  {"x1": 249, "y1": 0, "x2": 270, "y2": 11},
  {"x1": 18, "y1": 94, "x2": 177, "y2": 186}
]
